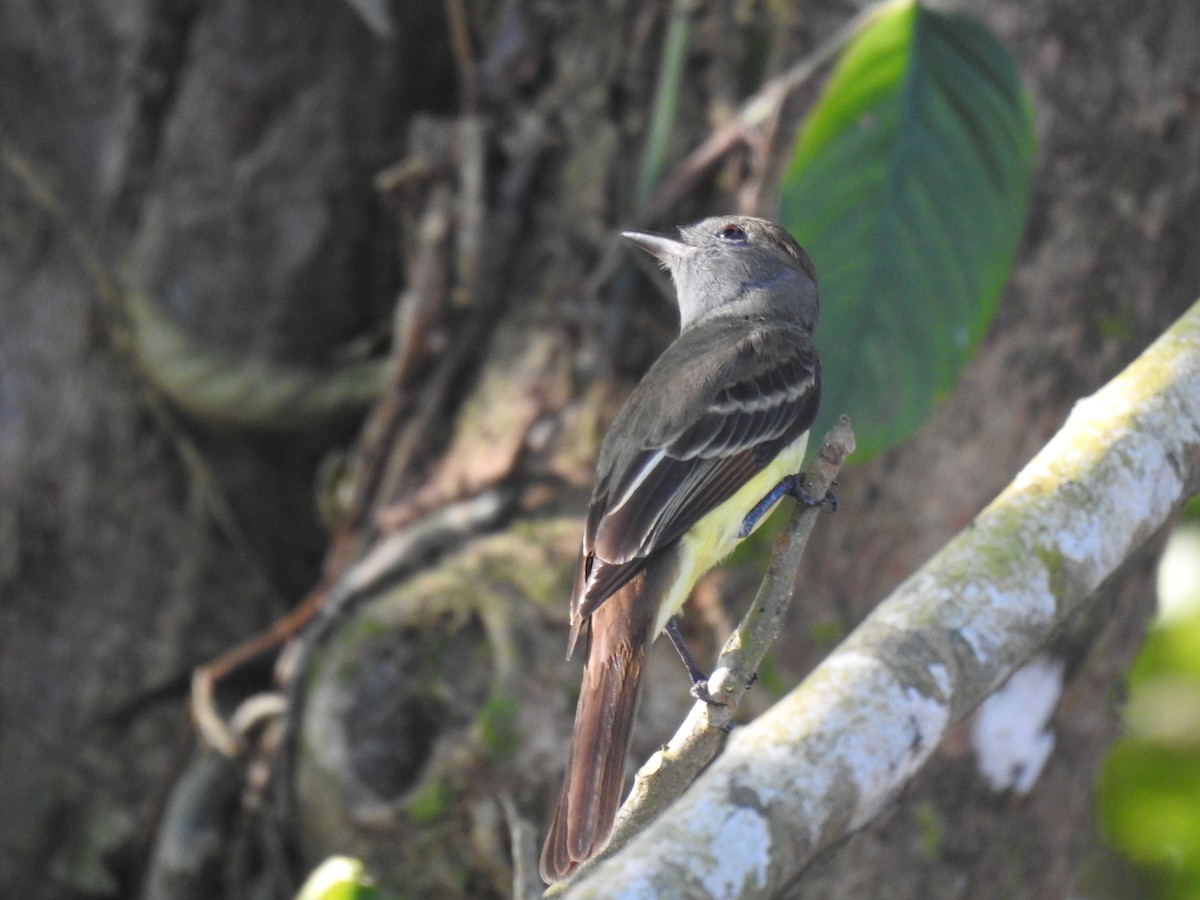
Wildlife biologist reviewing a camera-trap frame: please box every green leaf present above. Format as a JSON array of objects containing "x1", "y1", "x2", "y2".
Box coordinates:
[
  {"x1": 781, "y1": 0, "x2": 1035, "y2": 459},
  {"x1": 1099, "y1": 738, "x2": 1200, "y2": 895}
]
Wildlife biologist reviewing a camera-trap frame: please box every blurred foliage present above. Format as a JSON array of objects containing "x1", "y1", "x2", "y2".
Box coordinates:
[
  {"x1": 294, "y1": 856, "x2": 383, "y2": 900},
  {"x1": 1098, "y1": 524, "x2": 1200, "y2": 900},
  {"x1": 780, "y1": 0, "x2": 1035, "y2": 460}
]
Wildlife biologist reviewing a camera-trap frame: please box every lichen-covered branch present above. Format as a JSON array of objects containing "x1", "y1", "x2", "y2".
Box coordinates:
[{"x1": 564, "y1": 298, "x2": 1200, "y2": 898}]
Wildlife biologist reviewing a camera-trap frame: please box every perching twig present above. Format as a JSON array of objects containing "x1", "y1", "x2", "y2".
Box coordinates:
[{"x1": 555, "y1": 417, "x2": 855, "y2": 888}]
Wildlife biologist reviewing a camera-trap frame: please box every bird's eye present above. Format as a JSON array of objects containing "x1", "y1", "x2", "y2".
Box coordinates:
[{"x1": 717, "y1": 224, "x2": 747, "y2": 242}]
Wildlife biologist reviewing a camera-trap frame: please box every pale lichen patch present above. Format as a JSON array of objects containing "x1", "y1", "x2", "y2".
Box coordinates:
[
  {"x1": 699, "y1": 805, "x2": 772, "y2": 898},
  {"x1": 970, "y1": 654, "x2": 1064, "y2": 793}
]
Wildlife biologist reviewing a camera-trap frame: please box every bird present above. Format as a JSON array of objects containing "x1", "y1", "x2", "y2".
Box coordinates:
[{"x1": 540, "y1": 215, "x2": 822, "y2": 882}]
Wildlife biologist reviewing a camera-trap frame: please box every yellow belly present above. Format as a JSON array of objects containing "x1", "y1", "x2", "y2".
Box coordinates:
[{"x1": 652, "y1": 430, "x2": 810, "y2": 637}]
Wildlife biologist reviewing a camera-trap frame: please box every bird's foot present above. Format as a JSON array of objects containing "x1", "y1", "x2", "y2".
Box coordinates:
[
  {"x1": 739, "y1": 474, "x2": 837, "y2": 538},
  {"x1": 689, "y1": 679, "x2": 725, "y2": 707}
]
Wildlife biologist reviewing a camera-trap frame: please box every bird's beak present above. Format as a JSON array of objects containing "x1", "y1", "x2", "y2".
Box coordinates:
[{"x1": 621, "y1": 230, "x2": 689, "y2": 264}]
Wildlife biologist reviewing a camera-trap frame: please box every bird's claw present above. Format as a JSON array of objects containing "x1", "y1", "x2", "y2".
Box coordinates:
[{"x1": 690, "y1": 680, "x2": 728, "y2": 708}]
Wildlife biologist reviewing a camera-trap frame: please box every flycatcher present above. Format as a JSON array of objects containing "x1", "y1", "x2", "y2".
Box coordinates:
[{"x1": 540, "y1": 215, "x2": 821, "y2": 882}]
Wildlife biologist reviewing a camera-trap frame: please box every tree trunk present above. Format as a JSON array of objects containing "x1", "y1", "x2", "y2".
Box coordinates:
[{"x1": 1, "y1": 0, "x2": 1197, "y2": 898}]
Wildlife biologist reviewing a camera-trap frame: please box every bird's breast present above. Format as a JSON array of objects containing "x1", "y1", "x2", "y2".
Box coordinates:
[{"x1": 651, "y1": 430, "x2": 810, "y2": 638}]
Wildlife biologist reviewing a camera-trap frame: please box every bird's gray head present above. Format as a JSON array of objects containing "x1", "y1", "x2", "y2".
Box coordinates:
[{"x1": 622, "y1": 215, "x2": 818, "y2": 332}]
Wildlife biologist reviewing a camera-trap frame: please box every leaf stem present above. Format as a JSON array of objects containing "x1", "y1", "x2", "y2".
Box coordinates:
[{"x1": 636, "y1": 0, "x2": 697, "y2": 205}]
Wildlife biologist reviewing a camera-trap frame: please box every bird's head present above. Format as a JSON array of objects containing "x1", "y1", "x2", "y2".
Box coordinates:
[{"x1": 622, "y1": 215, "x2": 818, "y2": 332}]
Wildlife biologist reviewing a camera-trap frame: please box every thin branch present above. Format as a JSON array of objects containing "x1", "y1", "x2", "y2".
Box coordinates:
[
  {"x1": 636, "y1": 2, "x2": 875, "y2": 227},
  {"x1": 445, "y1": 0, "x2": 479, "y2": 115},
  {"x1": 503, "y1": 793, "x2": 545, "y2": 900},
  {"x1": 563, "y1": 299, "x2": 1200, "y2": 897}
]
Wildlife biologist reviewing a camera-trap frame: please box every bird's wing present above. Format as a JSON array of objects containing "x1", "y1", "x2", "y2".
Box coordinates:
[{"x1": 572, "y1": 320, "x2": 820, "y2": 625}]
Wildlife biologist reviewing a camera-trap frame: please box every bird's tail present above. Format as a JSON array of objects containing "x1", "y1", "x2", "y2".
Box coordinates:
[{"x1": 540, "y1": 576, "x2": 654, "y2": 883}]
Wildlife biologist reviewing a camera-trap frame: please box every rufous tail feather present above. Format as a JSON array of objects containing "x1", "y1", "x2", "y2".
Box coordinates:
[{"x1": 540, "y1": 574, "x2": 656, "y2": 882}]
